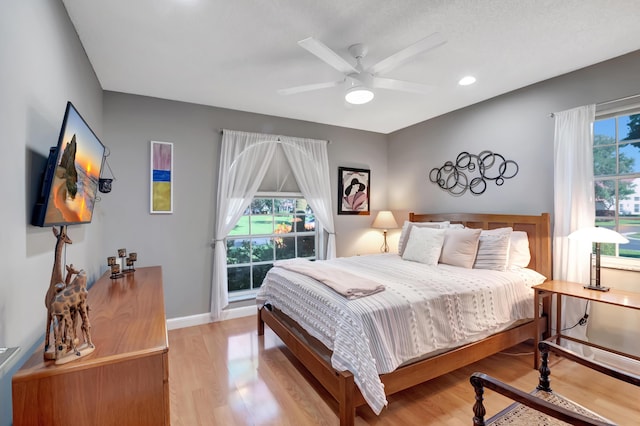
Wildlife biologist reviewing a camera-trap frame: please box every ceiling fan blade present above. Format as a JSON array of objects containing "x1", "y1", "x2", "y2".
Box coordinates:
[
  {"x1": 298, "y1": 37, "x2": 358, "y2": 74},
  {"x1": 368, "y1": 32, "x2": 446, "y2": 75},
  {"x1": 371, "y1": 77, "x2": 435, "y2": 94},
  {"x1": 277, "y1": 80, "x2": 343, "y2": 96}
]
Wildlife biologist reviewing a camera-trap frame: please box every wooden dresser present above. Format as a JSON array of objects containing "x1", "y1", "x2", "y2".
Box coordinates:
[{"x1": 12, "y1": 266, "x2": 170, "y2": 426}]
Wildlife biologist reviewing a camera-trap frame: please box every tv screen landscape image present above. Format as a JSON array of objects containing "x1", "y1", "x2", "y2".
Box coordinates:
[{"x1": 32, "y1": 102, "x2": 105, "y2": 227}]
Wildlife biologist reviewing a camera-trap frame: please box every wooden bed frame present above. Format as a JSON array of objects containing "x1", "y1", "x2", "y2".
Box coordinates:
[{"x1": 257, "y1": 212, "x2": 552, "y2": 426}]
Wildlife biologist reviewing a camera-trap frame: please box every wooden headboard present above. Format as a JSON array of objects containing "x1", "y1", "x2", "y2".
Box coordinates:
[{"x1": 409, "y1": 212, "x2": 552, "y2": 280}]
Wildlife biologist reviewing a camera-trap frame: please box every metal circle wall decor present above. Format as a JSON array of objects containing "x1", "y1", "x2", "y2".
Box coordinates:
[{"x1": 429, "y1": 151, "x2": 519, "y2": 196}]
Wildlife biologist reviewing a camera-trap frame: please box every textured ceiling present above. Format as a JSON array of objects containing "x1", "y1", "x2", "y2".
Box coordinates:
[{"x1": 62, "y1": 0, "x2": 640, "y2": 134}]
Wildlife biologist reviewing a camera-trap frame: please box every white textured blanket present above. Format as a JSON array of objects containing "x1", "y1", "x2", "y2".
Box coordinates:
[
  {"x1": 256, "y1": 254, "x2": 546, "y2": 415},
  {"x1": 273, "y1": 258, "x2": 385, "y2": 299}
]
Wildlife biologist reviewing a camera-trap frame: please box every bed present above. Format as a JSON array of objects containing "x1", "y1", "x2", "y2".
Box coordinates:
[{"x1": 257, "y1": 212, "x2": 552, "y2": 426}]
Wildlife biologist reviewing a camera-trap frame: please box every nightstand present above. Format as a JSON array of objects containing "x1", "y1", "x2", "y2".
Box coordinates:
[{"x1": 533, "y1": 280, "x2": 640, "y2": 368}]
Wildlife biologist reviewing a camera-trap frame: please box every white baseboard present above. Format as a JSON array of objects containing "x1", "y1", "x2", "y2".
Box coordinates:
[
  {"x1": 166, "y1": 313, "x2": 211, "y2": 330},
  {"x1": 220, "y1": 304, "x2": 258, "y2": 322},
  {"x1": 166, "y1": 305, "x2": 257, "y2": 330}
]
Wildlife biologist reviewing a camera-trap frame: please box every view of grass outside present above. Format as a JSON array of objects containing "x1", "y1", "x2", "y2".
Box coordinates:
[{"x1": 227, "y1": 197, "x2": 316, "y2": 295}]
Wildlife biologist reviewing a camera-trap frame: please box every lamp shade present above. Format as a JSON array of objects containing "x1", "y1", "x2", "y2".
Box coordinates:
[
  {"x1": 372, "y1": 211, "x2": 398, "y2": 230},
  {"x1": 568, "y1": 227, "x2": 629, "y2": 244}
]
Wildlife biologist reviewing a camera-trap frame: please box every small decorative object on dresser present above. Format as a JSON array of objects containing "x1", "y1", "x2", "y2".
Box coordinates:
[
  {"x1": 44, "y1": 225, "x2": 95, "y2": 364},
  {"x1": 107, "y1": 248, "x2": 138, "y2": 279}
]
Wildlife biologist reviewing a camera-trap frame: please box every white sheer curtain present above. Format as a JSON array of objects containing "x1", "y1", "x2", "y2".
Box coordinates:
[
  {"x1": 553, "y1": 104, "x2": 596, "y2": 342},
  {"x1": 280, "y1": 136, "x2": 336, "y2": 259},
  {"x1": 210, "y1": 130, "x2": 277, "y2": 319},
  {"x1": 210, "y1": 130, "x2": 335, "y2": 319}
]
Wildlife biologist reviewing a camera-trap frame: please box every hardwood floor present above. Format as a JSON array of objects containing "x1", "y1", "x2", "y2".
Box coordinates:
[{"x1": 169, "y1": 316, "x2": 639, "y2": 425}]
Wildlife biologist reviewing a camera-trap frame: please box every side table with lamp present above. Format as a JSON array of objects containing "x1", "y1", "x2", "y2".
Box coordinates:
[{"x1": 532, "y1": 226, "x2": 639, "y2": 368}]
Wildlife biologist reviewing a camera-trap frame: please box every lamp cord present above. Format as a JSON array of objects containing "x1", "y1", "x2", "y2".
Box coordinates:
[{"x1": 561, "y1": 300, "x2": 590, "y2": 331}]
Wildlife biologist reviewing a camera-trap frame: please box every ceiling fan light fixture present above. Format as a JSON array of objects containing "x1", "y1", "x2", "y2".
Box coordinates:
[{"x1": 345, "y1": 86, "x2": 375, "y2": 104}]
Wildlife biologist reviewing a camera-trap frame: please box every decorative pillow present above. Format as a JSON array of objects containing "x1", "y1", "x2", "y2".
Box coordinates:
[
  {"x1": 479, "y1": 227, "x2": 513, "y2": 236},
  {"x1": 508, "y1": 231, "x2": 531, "y2": 268},
  {"x1": 439, "y1": 228, "x2": 482, "y2": 268},
  {"x1": 402, "y1": 226, "x2": 446, "y2": 266},
  {"x1": 473, "y1": 228, "x2": 513, "y2": 271},
  {"x1": 398, "y1": 221, "x2": 449, "y2": 255}
]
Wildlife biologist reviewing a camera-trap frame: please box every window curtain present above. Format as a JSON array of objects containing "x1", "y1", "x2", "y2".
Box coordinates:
[
  {"x1": 210, "y1": 130, "x2": 278, "y2": 320},
  {"x1": 210, "y1": 130, "x2": 335, "y2": 320},
  {"x1": 280, "y1": 136, "x2": 336, "y2": 259},
  {"x1": 553, "y1": 104, "x2": 596, "y2": 343}
]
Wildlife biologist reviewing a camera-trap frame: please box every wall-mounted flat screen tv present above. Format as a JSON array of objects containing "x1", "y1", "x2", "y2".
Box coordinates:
[{"x1": 32, "y1": 102, "x2": 105, "y2": 227}]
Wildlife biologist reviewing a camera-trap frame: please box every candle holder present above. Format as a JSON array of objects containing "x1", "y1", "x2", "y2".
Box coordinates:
[
  {"x1": 125, "y1": 252, "x2": 137, "y2": 273},
  {"x1": 109, "y1": 262, "x2": 123, "y2": 279},
  {"x1": 107, "y1": 249, "x2": 138, "y2": 278}
]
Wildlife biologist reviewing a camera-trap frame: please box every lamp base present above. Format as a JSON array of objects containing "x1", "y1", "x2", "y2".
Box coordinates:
[
  {"x1": 583, "y1": 285, "x2": 610, "y2": 292},
  {"x1": 380, "y1": 231, "x2": 389, "y2": 253}
]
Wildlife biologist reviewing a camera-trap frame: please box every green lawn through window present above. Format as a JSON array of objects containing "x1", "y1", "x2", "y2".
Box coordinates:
[{"x1": 230, "y1": 215, "x2": 297, "y2": 236}]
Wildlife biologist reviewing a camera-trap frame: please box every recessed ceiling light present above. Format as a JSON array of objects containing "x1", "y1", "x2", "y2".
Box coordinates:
[{"x1": 458, "y1": 76, "x2": 476, "y2": 86}]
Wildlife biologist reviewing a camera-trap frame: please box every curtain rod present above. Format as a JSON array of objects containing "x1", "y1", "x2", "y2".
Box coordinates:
[
  {"x1": 596, "y1": 92, "x2": 640, "y2": 107},
  {"x1": 217, "y1": 128, "x2": 331, "y2": 143},
  {"x1": 549, "y1": 92, "x2": 640, "y2": 118}
]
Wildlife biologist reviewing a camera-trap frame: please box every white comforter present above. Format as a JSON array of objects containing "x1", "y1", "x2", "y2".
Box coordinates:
[{"x1": 256, "y1": 254, "x2": 546, "y2": 415}]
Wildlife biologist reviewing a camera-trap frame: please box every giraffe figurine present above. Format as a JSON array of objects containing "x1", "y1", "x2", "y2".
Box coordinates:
[
  {"x1": 44, "y1": 226, "x2": 72, "y2": 358},
  {"x1": 64, "y1": 264, "x2": 82, "y2": 348},
  {"x1": 49, "y1": 269, "x2": 95, "y2": 364}
]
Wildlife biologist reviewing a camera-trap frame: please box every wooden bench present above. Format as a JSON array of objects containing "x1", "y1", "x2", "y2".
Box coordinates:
[{"x1": 470, "y1": 341, "x2": 640, "y2": 425}]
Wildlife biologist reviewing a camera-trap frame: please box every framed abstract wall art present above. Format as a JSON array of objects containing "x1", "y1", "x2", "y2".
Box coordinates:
[
  {"x1": 150, "y1": 141, "x2": 173, "y2": 214},
  {"x1": 338, "y1": 167, "x2": 370, "y2": 215}
]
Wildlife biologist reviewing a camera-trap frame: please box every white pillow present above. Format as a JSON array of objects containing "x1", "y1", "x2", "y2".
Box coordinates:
[
  {"x1": 480, "y1": 227, "x2": 513, "y2": 236},
  {"x1": 398, "y1": 221, "x2": 449, "y2": 255},
  {"x1": 508, "y1": 231, "x2": 531, "y2": 268},
  {"x1": 473, "y1": 228, "x2": 513, "y2": 271},
  {"x1": 439, "y1": 228, "x2": 482, "y2": 269},
  {"x1": 402, "y1": 227, "x2": 446, "y2": 266}
]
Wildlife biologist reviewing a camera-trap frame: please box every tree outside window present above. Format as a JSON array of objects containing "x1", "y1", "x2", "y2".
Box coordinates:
[{"x1": 593, "y1": 113, "x2": 640, "y2": 259}]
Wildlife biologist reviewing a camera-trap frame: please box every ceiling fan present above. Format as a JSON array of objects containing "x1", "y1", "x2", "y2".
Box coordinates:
[{"x1": 278, "y1": 32, "x2": 446, "y2": 105}]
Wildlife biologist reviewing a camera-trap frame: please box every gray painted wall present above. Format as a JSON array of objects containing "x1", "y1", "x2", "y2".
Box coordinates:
[
  {"x1": 101, "y1": 91, "x2": 389, "y2": 319},
  {"x1": 388, "y1": 51, "x2": 640, "y2": 216},
  {"x1": 0, "y1": 1, "x2": 104, "y2": 424}
]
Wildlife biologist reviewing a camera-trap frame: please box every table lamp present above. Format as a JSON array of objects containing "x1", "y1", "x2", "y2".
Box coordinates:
[
  {"x1": 568, "y1": 226, "x2": 629, "y2": 291},
  {"x1": 372, "y1": 211, "x2": 399, "y2": 253}
]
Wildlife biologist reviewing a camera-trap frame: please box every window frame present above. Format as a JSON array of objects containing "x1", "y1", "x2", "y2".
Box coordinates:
[
  {"x1": 226, "y1": 192, "x2": 317, "y2": 301},
  {"x1": 593, "y1": 109, "x2": 640, "y2": 270}
]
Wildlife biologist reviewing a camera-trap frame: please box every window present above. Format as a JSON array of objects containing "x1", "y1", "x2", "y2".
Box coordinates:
[
  {"x1": 593, "y1": 112, "x2": 640, "y2": 260},
  {"x1": 226, "y1": 196, "x2": 316, "y2": 300}
]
